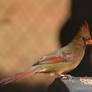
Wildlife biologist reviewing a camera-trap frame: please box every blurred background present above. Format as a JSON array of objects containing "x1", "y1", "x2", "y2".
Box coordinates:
[{"x1": 0, "y1": 0, "x2": 92, "y2": 92}]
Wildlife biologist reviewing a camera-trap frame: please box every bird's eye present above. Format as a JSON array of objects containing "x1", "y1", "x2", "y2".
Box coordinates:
[{"x1": 82, "y1": 37, "x2": 89, "y2": 41}]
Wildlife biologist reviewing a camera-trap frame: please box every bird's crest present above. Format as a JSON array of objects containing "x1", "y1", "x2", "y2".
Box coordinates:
[
  {"x1": 74, "y1": 21, "x2": 91, "y2": 40},
  {"x1": 80, "y1": 21, "x2": 91, "y2": 39}
]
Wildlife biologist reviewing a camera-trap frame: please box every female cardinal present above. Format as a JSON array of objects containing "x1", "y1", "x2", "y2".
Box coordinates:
[{"x1": 0, "y1": 22, "x2": 92, "y2": 85}]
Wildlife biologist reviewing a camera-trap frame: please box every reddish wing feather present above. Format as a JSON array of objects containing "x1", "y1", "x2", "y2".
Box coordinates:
[
  {"x1": 34, "y1": 51, "x2": 75, "y2": 65},
  {"x1": 42, "y1": 57, "x2": 62, "y2": 63}
]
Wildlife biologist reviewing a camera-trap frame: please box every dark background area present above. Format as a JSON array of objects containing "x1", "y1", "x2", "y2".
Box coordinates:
[{"x1": 60, "y1": 0, "x2": 92, "y2": 77}]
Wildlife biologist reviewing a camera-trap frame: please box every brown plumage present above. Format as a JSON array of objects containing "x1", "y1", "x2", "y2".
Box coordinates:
[{"x1": 0, "y1": 22, "x2": 92, "y2": 85}]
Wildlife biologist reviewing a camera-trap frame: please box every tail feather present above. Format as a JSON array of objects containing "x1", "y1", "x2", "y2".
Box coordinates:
[{"x1": 0, "y1": 70, "x2": 36, "y2": 85}]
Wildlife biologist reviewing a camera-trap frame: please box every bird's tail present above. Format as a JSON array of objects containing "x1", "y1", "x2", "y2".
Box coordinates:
[{"x1": 0, "y1": 68, "x2": 37, "y2": 85}]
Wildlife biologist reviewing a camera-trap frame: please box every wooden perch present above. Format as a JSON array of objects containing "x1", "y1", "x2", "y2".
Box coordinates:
[{"x1": 48, "y1": 77, "x2": 92, "y2": 92}]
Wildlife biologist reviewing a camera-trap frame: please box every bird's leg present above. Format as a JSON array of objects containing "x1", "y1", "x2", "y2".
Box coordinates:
[{"x1": 59, "y1": 74, "x2": 72, "y2": 79}]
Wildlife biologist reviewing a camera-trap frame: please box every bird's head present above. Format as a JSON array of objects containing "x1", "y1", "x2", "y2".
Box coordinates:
[
  {"x1": 75, "y1": 21, "x2": 92, "y2": 46},
  {"x1": 80, "y1": 21, "x2": 91, "y2": 41}
]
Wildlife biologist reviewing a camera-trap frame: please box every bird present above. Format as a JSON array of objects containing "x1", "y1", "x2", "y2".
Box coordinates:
[{"x1": 0, "y1": 22, "x2": 92, "y2": 85}]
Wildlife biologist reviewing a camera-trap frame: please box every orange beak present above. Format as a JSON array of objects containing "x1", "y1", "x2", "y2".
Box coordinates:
[{"x1": 86, "y1": 40, "x2": 92, "y2": 45}]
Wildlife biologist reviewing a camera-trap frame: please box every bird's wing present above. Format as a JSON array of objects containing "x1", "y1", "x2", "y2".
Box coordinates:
[{"x1": 33, "y1": 51, "x2": 75, "y2": 66}]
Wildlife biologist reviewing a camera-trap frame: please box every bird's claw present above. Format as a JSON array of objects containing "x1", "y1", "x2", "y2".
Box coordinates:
[{"x1": 60, "y1": 74, "x2": 72, "y2": 80}]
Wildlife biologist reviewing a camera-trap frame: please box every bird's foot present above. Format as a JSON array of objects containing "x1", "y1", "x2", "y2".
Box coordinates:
[{"x1": 60, "y1": 74, "x2": 72, "y2": 80}]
